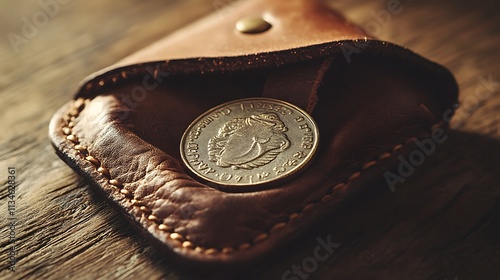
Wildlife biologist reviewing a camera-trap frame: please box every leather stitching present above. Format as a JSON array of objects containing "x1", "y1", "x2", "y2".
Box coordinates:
[{"x1": 61, "y1": 97, "x2": 444, "y2": 256}]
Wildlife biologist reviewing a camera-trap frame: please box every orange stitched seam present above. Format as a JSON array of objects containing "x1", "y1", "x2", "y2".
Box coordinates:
[{"x1": 61, "y1": 97, "x2": 443, "y2": 256}]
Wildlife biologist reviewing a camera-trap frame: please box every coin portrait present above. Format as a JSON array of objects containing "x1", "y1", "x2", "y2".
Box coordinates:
[{"x1": 180, "y1": 98, "x2": 319, "y2": 189}]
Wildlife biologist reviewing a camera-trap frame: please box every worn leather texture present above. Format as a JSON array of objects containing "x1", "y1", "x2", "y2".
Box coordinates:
[{"x1": 49, "y1": 0, "x2": 458, "y2": 270}]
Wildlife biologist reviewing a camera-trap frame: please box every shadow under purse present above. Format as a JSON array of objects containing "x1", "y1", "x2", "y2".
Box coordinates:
[{"x1": 49, "y1": 0, "x2": 458, "y2": 271}]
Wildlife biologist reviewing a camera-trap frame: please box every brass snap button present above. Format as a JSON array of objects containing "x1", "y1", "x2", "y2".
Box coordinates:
[{"x1": 236, "y1": 16, "x2": 272, "y2": 34}]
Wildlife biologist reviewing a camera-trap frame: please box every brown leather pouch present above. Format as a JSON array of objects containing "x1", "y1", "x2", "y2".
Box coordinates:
[{"x1": 49, "y1": 0, "x2": 458, "y2": 270}]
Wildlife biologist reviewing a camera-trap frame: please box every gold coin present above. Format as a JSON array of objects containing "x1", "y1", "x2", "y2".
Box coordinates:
[{"x1": 180, "y1": 98, "x2": 319, "y2": 190}]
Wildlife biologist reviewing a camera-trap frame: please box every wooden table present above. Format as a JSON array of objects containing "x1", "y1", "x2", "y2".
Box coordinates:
[{"x1": 1, "y1": 0, "x2": 499, "y2": 279}]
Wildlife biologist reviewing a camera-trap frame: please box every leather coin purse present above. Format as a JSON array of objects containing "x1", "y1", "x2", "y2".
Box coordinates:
[{"x1": 49, "y1": 0, "x2": 458, "y2": 270}]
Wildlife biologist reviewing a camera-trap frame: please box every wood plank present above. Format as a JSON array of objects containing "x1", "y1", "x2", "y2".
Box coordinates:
[{"x1": 1, "y1": 0, "x2": 498, "y2": 279}]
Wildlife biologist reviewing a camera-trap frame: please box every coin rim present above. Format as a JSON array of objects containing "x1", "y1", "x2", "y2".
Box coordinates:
[{"x1": 179, "y1": 97, "x2": 320, "y2": 189}]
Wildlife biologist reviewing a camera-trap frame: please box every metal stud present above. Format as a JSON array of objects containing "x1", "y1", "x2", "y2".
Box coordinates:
[
  {"x1": 302, "y1": 203, "x2": 314, "y2": 212},
  {"x1": 222, "y1": 247, "x2": 234, "y2": 254},
  {"x1": 182, "y1": 241, "x2": 193, "y2": 249},
  {"x1": 62, "y1": 127, "x2": 72, "y2": 135},
  {"x1": 205, "y1": 248, "x2": 218, "y2": 255},
  {"x1": 147, "y1": 214, "x2": 158, "y2": 221},
  {"x1": 289, "y1": 213, "x2": 300, "y2": 220},
  {"x1": 66, "y1": 135, "x2": 79, "y2": 144},
  {"x1": 362, "y1": 161, "x2": 377, "y2": 170},
  {"x1": 120, "y1": 189, "x2": 132, "y2": 197},
  {"x1": 194, "y1": 247, "x2": 205, "y2": 253},
  {"x1": 140, "y1": 206, "x2": 151, "y2": 214},
  {"x1": 236, "y1": 16, "x2": 272, "y2": 34},
  {"x1": 158, "y1": 224, "x2": 170, "y2": 231},
  {"x1": 74, "y1": 145, "x2": 88, "y2": 154},
  {"x1": 170, "y1": 233, "x2": 184, "y2": 242},
  {"x1": 238, "y1": 243, "x2": 251, "y2": 251},
  {"x1": 108, "y1": 179, "x2": 123, "y2": 188},
  {"x1": 73, "y1": 98, "x2": 86, "y2": 111},
  {"x1": 97, "y1": 167, "x2": 110, "y2": 179},
  {"x1": 85, "y1": 156, "x2": 100, "y2": 167},
  {"x1": 348, "y1": 172, "x2": 361, "y2": 181},
  {"x1": 270, "y1": 222, "x2": 287, "y2": 233},
  {"x1": 253, "y1": 233, "x2": 268, "y2": 243}
]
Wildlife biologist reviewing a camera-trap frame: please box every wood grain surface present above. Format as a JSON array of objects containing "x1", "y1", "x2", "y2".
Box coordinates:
[{"x1": 1, "y1": 0, "x2": 499, "y2": 279}]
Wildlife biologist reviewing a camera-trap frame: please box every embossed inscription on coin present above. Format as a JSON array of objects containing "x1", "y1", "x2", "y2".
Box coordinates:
[
  {"x1": 180, "y1": 98, "x2": 319, "y2": 188},
  {"x1": 207, "y1": 113, "x2": 291, "y2": 170}
]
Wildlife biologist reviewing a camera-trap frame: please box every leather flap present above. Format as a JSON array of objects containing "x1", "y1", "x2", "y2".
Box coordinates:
[{"x1": 115, "y1": 0, "x2": 368, "y2": 64}]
